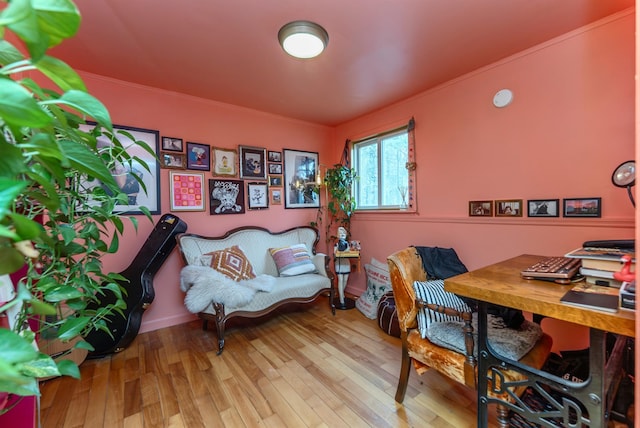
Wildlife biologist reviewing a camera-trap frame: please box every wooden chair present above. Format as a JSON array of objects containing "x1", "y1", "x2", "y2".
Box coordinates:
[{"x1": 387, "y1": 247, "x2": 553, "y2": 427}]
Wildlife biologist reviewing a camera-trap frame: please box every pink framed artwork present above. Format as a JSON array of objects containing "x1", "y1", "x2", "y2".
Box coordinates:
[{"x1": 169, "y1": 171, "x2": 206, "y2": 211}]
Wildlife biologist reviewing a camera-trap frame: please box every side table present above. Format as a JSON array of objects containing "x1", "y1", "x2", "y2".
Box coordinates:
[{"x1": 334, "y1": 250, "x2": 360, "y2": 310}]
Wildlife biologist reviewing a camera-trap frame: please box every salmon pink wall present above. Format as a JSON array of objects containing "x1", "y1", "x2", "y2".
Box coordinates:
[
  {"x1": 75, "y1": 75, "x2": 334, "y2": 333},
  {"x1": 336, "y1": 12, "x2": 635, "y2": 353}
]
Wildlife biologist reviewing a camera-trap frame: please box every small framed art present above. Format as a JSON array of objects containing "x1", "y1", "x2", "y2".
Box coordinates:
[
  {"x1": 268, "y1": 163, "x2": 283, "y2": 174},
  {"x1": 495, "y1": 199, "x2": 523, "y2": 217},
  {"x1": 161, "y1": 136, "x2": 183, "y2": 152},
  {"x1": 186, "y1": 142, "x2": 211, "y2": 171},
  {"x1": 268, "y1": 175, "x2": 283, "y2": 187},
  {"x1": 209, "y1": 179, "x2": 245, "y2": 215},
  {"x1": 527, "y1": 199, "x2": 559, "y2": 217},
  {"x1": 169, "y1": 171, "x2": 205, "y2": 211},
  {"x1": 270, "y1": 188, "x2": 282, "y2": 205},
  {"x1": 247, "y1": 182, "x2": 269, "y2": 209},
  {"x1": 239, "y1": 145, "x2": 267, "y2": 179},
  {"x1": 563, "y1": 197, "x2": 601, "y2": 218},
  {"x1": 212, "y1": 147, "x2": 237, "y2": 177},
  {"x1": 469, "y1": 200, "x2": 492, "y2": 217},
  {"x1": 268, "y1": 150, "x2": 282, "y2": 162},
  {"x1": 161, "y1": 152, "x2": 185, "y2": 169}
]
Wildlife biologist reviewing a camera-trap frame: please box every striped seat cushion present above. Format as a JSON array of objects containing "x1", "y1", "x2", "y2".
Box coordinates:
[{"x1": 413, "y1": 279, "x2": 472, "y2": 339}]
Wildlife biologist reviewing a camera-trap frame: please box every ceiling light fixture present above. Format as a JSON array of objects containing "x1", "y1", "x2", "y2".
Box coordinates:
[{"x1": 278, "y1": 21, "x2": 328, "y2": 59}]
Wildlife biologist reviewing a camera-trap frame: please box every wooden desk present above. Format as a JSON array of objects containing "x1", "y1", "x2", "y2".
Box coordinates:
[{"x1": 445, "y1": 254, "x2": 635, "y2": 427}]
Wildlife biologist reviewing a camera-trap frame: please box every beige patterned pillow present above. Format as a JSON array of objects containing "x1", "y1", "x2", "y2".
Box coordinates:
[{"x1": 199, "y1": 245, "x2": 256, "y2": 281}]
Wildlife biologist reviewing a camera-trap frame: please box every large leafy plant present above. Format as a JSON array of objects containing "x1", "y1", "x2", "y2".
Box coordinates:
[{"x1": 0, "y1": 0, "x2": 152, "y2": 400}]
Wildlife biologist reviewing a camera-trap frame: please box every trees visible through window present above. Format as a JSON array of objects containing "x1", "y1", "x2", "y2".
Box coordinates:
[{"x1": 353, "y1": 128, "x2": 409, "y2": 210}]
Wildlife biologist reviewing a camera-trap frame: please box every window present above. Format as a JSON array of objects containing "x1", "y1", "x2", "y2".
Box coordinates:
[{"x1": 353, "y1": 127, "x2": 409, "y2": 210}]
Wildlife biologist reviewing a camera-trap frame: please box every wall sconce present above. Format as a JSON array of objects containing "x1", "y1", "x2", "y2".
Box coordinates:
[
  {"x1": 612, "y1": 160, "x2": 635, "y2": 207},
  {"x1": 278, "y1": 21, "x2": 329, "y2": 59}
]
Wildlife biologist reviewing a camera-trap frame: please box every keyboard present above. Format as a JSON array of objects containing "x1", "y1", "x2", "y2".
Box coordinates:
[{"x1": 521, "y1": 256, "x2": 582, "y2": 283}]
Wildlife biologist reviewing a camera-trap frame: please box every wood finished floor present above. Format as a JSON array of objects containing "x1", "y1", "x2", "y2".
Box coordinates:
[{"x1": 39, "y1": 298, "x2": 499, "y2": 427}]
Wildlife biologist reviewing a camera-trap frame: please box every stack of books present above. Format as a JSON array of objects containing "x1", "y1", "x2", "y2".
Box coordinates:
[{"x1": 565, "y1": 242, "x2": 635, "y2": 288}]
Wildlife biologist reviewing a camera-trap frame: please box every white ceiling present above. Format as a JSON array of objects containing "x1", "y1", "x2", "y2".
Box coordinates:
[{"x1": 50, "y1": 0, "x2": 635, "y2": 126}]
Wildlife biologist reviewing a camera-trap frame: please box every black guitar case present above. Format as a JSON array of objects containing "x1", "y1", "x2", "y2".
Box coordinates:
[{"x1": 85, "y1": 213, "x2": 187, "y2": 358}]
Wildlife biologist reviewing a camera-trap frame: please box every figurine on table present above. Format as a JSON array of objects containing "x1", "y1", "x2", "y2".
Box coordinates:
[{"x1": 334, "y1": 226, "x2": 358, "y2": 309}]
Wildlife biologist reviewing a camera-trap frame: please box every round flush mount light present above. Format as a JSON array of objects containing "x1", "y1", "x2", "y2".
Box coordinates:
[
  {"x1": 493, "y1": 89, "x2": 513, "y2": 108},
  {"x1": 278, "y1": 21, "x2": 329, "y2": 59}
]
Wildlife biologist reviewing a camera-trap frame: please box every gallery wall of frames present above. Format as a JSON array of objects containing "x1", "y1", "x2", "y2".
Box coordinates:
[
  {"x1": 469, "y1": 198, "x2": 602, "y2": 218},
  {"x1": 160, "y1": 136, "x2": 320, "y2": 214}
]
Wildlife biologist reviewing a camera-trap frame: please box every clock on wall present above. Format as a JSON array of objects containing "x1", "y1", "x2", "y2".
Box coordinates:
[{"x1": 493, "y1": 89, "x2": 513, "y2": 108}]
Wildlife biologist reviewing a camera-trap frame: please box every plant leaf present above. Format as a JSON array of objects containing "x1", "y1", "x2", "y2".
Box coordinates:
[
  {"x1": 34, "y1": 55, "x2": 86, "y2": 91},
  {"x1": 43, "y1": 90, "x2": 112, "y2": 131},
  {"x1": 0, "y1": 78, "x2": 52, "y2": 127}
]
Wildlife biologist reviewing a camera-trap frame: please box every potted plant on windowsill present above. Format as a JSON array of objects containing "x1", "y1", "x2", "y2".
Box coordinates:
[{"x1": 0, "y1": 0, "x2": 153, "y2": 407}]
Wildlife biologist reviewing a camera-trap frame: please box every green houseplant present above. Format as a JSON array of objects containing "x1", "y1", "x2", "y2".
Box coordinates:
[
  {"x1": 0, "y1": 0, "x2": 153, "y2": 403},
  {"x1": 313, "y1": 163, "x2": 357, "y2": 251}
]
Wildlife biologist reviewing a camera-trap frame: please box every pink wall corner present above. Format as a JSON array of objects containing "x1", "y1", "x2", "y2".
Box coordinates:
[
  {"x1": 76, "y1": 75, "x2": 335, "y2": 334},
  {"x1": 337, "y1": 12, "x2": 635, "y2": 354}
]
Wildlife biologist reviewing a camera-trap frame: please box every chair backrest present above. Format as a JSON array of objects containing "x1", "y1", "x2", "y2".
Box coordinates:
[{"x1": 387, "y1": 247, "x2": 427, "y2": 331}]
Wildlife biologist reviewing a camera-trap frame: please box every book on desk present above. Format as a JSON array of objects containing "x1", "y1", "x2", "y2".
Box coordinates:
[
  {"x1": 560, "y1": 282, "x2": 620, "y2": 313},
  {"x1": 565, "y1": 247, "x2": 635, "y2": 272}
]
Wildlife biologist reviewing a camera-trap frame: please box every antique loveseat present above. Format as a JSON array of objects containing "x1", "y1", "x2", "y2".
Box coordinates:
[
  {"x1": 177, "y1": 226, "x2": 335, "y2": 354},
  {"x1": 387, "y1": 246, "x2": 553, "y2": 426}
]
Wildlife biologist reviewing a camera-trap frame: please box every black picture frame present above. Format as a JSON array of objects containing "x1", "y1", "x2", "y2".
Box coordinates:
[
  {"x1": 268, "y1": 150, "x2": 282, "y2": 162},
  {"x1": 283, "y1": 149, "x2": 320, "y2": 209},
  {"x1": 563, "y1": 197, "x2": 601, "y2": 218},
  {"x1": 161, "y1": 136, "x2": 183, "y2": 152},
  {"x1": 268, "y1": 163, "x2": 283, "y2": 174},
  {"x1": 239, "y1": 145, "x2": 267, "y2": 179},
  {"x1": 80, "y1": 123, "x2": 161, "y2": 215},
  {"x1": 186, "y1": 142, "x2": 211, "y2": 171},
  {"x1": 247, "y1": 182, "x2": 269, "y2": 210},
  {"x1": 527, "y1": 199, "x2": 559, "y2": 217},
  {"x1": 209, "y1": 179, "x2": 245, "y2": 215}
]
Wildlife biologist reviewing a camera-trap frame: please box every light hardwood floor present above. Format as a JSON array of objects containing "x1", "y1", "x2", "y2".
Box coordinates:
[{"x1": 39, "y1": 298, "x2": 499, "y2": 427}]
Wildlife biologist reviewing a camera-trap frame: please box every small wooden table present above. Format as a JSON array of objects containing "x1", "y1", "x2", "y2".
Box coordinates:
[{"x1": 445, "y1": 254, "x2": 635, "y2": 427}]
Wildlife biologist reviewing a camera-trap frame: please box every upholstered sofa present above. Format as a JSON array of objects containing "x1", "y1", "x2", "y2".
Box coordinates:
[{"x1": 176, "y1": 225, "x2": 335, "y2": 354}]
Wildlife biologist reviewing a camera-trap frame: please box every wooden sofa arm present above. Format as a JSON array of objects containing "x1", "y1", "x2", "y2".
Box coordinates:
[{"x1": 416, "y1": 299, "x2": 477, "y2": 387}]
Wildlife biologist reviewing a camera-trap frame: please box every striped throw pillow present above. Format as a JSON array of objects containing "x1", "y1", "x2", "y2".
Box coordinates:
[
  {"x1": 269, "y1": 244, "x2": 318, "y2": 276},
  {"x1": 413, "y1": 280, "x2": 472, "y2": 339}
]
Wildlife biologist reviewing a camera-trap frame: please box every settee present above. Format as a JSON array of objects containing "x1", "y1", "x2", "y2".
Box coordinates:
[{"x1": 176, "y1": 225, "x2": 335, "y2": 354}]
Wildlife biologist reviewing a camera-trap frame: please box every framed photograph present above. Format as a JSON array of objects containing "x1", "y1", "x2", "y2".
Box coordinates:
[
  {"x1": 161, "y1": 152, "x2": 185, "y2": 169},
  {"x1": 169, "y1": 171, "x2": 205, "y2": 212},
  {"x1": 268, "y1": 151, "x2": 282, "y2": 162},
  {"x1": 186, "y1": 142, "x2": 211, "y2": 171},
  {"x1": 268, "y1": 163, "x2": 283, "y2": 175},
  {"x1": 563, "y1": 197, "x2": 601, "y2": 218},
  {"x1": 283, "y1": 149, "x2": 320, "y2": 209},
  {"x1": 270, "y1": 188, "x2": 282, "y2": 205},
  {"x1": 212, "y1": 147, "x2": 237, "y2": 177},
  {"x1": 209, "y1": 179, "x2": 245, "y2": 215},
  {"x1": 495, "y1": 199, "x2": 523, "y2": 217},
  {"x1": 80, "y1": 123, "x2": 160, "y2": 215},
  {"x1": 469, "y1": 200, "x2": 493, "y2": 217},
  {"x1": 527, "y1": 199, "x2": 559, "y2": 217},
  {"x1": 247, "y1": 182, "x2": 269, "y2": 210},
  {"x1": 268, "y1": 175, "x2": 283, "y2": 187},
  {"x1": 239, "y1": 145, "x2": 267, "y2": 179},
  {"x1": 161, "y1": 136, "x2": 183, "y2": 152}
]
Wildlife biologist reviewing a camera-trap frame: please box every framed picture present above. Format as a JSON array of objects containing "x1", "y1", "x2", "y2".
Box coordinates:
[
  {"x1": 268, "y1": 150, "x2": 282, "y2": 162},
  {"x1": 247, "y1": 182, "x2": 269, "y2": 210},
  {"x1": 186, "y1": 142, "x2": 211, "y2": 171},
  {"x1": 209, "y1": 179, "x2": 245, "y2": 215},
  {"x1": 161, "y1": 136, "x2": 183, "y2": 152},
  {"x1": 469, "y1": 200, "x2": 493, "y2": 217},
  {"x1": 161, "y1": 152, "x2": 185, "y2": 169},
  {"x1": 169, "y1": 171, "x2": 205, "y2": 211},
  {"x1": 268, "y1": 175, "x2": 283, "y2": 187},
  {"x1": 495, "y1": 199, "x2": 523, "y2": 217},
  {"x1": 527, "y1": 199, "x2": 559, "y2": 217},
  {"x1": 563, "y1": 197, "x2": 601, "y2": 218},
  {"x1": 80, "y1": 123, "x2": 160, "y2": 215},
  {"x1": 239, "y1": 145, "x2": 267, "y2": 179},
  {"x1": 268, "y1": 163, "x2": 283, "y2": 175},
  {"x1": 270, "y1": 188, "x2": 282, "y2": 205},
  {"x1": 283, "y1": 149, "x2": 320, "y2": 209},
  {"x1": 212, "y1": 147, "x2": 237, "y2": 177}
]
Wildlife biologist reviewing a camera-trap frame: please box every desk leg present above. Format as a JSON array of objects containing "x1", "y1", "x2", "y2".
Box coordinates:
[{"x1": 476, "y1": 302, "x2": 625, "y2": 427}]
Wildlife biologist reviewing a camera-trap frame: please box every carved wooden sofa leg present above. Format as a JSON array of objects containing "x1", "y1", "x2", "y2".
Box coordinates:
[
  {"x1": 395, "y1": 332, "x2": 412, "y2": 403},
  {"x1": 213, "y1": 302, "x2": 226, "y2": 355}
]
